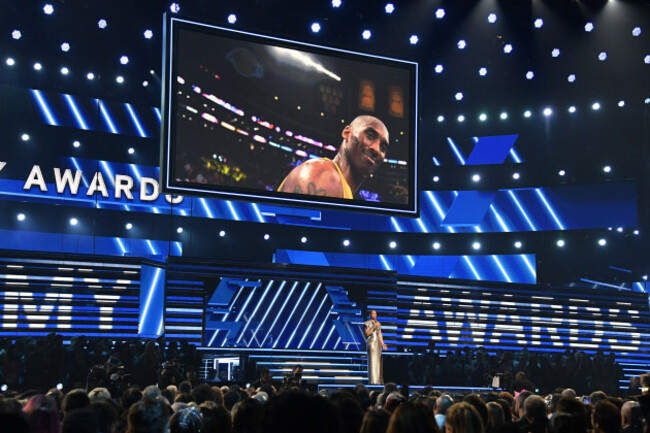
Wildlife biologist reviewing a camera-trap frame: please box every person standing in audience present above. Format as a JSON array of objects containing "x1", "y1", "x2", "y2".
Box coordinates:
[
  {"x1": 387, "y1": 401, "x2": 440, "y2": 433},
  {"x1": 434, "y1": 394, "x2": 455, "y2": 430},
  {"x1": 444, "y1": 402, "x2": 484, "y2": 433},
  {"x1": 126, "y1": 396, "x2": 171, "y2": 433},
  {"x1": 591, "y1": 400, "x2": 621, "y2": 433}
]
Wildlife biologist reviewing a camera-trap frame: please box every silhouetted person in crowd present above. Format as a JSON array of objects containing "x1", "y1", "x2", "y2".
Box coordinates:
[
  {"x1": 512, "y1": 372, "x2": 536, "y2": 394},
  {"x1": 463, "y1": 394, "x2": 488, "y2": 428},
  {"x1": 262, "y1": 392, "x2": 341, "y2": 433},
  {"x1": 127, "y1": 396, "x2": 171, "y2": 433},
  {"x1": 61, "y1": 408, "x2": 99, "y2": 433},
  {"x1": 621, "y1": 400, "x2": 643, "y2": 433},
  {"x1": 485, "y1": 401, "x2": 505, "y2": 433},
  {"x1": 445, "y1": 402, "x2": 485, "y2": 433},
  {"x1": 23, "y1": 395, "x2": 60, "y2": 433},
  {"x1": 591, "y1": 400, "x2": 621, "y2": 433},
  {"x1": 62, "y1": 388, "x2": 91, "y2": 418},
  {"x1": 556, "y1": 396, "x2": 589, "y2": 433},
  {"x1": 251, "y1": 367, "x2": 274, "y2": 389},
  {"x1": 518, "y1": 395, "x2": 547, "y2": 433},
  {"x1": 360, "y1": 408, "x2": 391, "y2": 433},
  {"x1": 232, "y1": 398, "x2": 264, "y2": 433},
  {"x1": 434, "y1": 394, "x2": 454, "y2": 430},
  {"x1": 387, "y1": 401, "x2": 440, "y2": 433},
  {"x1": 170, "y1": 406, "x2": 203, "y2": 433},
  {"x1": 0, "y1": 404, "x2": 30, "y2": 433},
  {"x1": 135, "y1": 342, "x2": 159, "y2": 387},
  {"x1": 201, "y1": 401, "x2": 233, "y2": 433}
]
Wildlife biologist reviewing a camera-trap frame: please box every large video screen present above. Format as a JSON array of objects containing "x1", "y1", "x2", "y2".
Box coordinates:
[{"x1": 161, "y1": 16, "x2": 418, "y2": 215}]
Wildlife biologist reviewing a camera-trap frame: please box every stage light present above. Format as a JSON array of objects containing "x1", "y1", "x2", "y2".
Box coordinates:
[
  {"x1": 311, "y1": 22, "x2": 321, "y2": 33},
  {"x1": 343, "y1": 239, "x2": 350, "y2": 246},
  {"x1": 263, "y1": 234, "x2": 270, "y2": 240},
  {"x1": 598, "y1": 52, "x2": 607, "y2": 61},
  {"x1": 513, "y1": 172, "x2": 520, "y2": 180},
  {"x1": 128, "y1": 147, "x2": 135, "y2": 155},
  {"x1": 514, "y1": 241, "x2": 522, "y2": 249},
  {"x1": 526, "y1": 71, "x2": 534, "y2": 80},
  {"x1": 432, "y1": 242, "x2": 441, "y2": 250},
  {"x1": 34, "y1": 63, "x2": 42, "y2": 70},
  {"x1": 61, "y1": 67, "x2": 69, "y2": 75},
  {"x1": 567, "y1": 74, "x2": 576, "y2": 83},
  {"x1": 17, "y1": 213, "x2": 25, "y2": 221},
  {"x1": 479, "y1": 113, "x2": 487, "y2": 121},
  {"x1": 73, "y1": 140, "x2": 80, "y2": 148},
  {"x1": 120, "y1": 55, "x2": 129, "y2": 65},
  {"x1": 645, "y1": 55, "x2": 650, "y2": 64},
  {"x1": 472, "y1": 174, "x2": 481, "y2": 182},
  {"x1": 551, "y1": 48, "x2": 560, "y2": 58},
  {"x1": 126, "y1": 223, "x2": 133, "y2": 230},
  {"x1": 632, "y1": 27, "x2": 642, "y2": 37},
  {"x1": 592, "y1": 102, "x2": 601, "y2": 110},
  {"x1": 6, "y1": 58, "x2": 15, "y2": 66},
  {"x1": 543, "y1": 108, "x2": 552, "y2": 116},
  {"x1": 362, "y1": 30, "x2": 371, "y2": 40},
  {"x1": 219, "y1": 230, "x2": 226, "y2": 237},
  {"x1": 435, "y1": 8, "x2": 445, "y2": 19},
  {"x1": 524, "y1": 110, "x2": 532, "y2": 118},
  {"x1": 568, "y1": 106, "x2": 576, "y2": 113},
  {"x1": 634, "y1": 230, "x2": 639, "y2": 235},
  {"x1": 56, "y1": 383, "x2": 63, "y2": 391},
  {"x1": 409, "y1": 35, "x2": 419, "y2": 45},
  {"x1": 457, "y1": 115, "x2": 465, "y2": 122},
  {"x1": 617, "y1": 227, "x2": 623, "y2": 232},
  {"x1": 98, "y1": 19, "x2": 107, "y2": 29},
  {"x1": 144, "y1": 29, "x2": 153, "y2": 39},
  {"x1": 643, "y1": 275, "x2": 648, "y2": 281},
  {"x1": 301, "y1": 236, "x2": 307, "y2": 243},
  {"x1": 87, "y1": 72, "x2": 94, "y2": 80},
  {"x1": 437, "y1": 115, "x2": 444, "y2": 122},
  {"x1": 0, "y1": 384, "x2": 7, "y2": 392},
  {"x1": 170, "y1": 3, "x2": 180, "y2": 13},
  {"x1": 116, "y1": 76, "x2": 124, "y2": 84},
  {"x1": 150, "y1": 69, "x2": 155, "y2": 75},
  {"x1": 70, "y1": 218, "x2": 78, "y2": 226},
  {"x1": 389, "y1": 241, "x2": 397, "y2": 249},
  {"x1": 584, "y1": 22, "x2": 594, "y2": 32},
  {"x1": 434, "y1": 64, "x2": 443, "y2": 73},
  {"x1": 598, "y1": 238, "x2": 607, "y2": 246},
  {"x1": 557, "y1": 239, "x2": 565, "y2": 247},
  {"x1": 12, "y1": 30, "x2": 21, "y2": 40},
  {"x1": 385, "y1": 3, "x2": 394, "y2": 14},
  {"x1": 646, "y1": 98, "x2": 650, "y2": 104},
  {"x1": 433, "y1": 176, "x2": 440, "y2": 182},
  {"x1": 618, "y1": 100, "x2": 625, "y2": 107},
  {"x1": 479, "y1": 67, "x2": 487, "y2": 76},
  {"x1": 21, "y1": 134, "x2": 29, "y2": 141},
  {"x1": 500, "y1": 112, "x2": 508, "y2": 120},
  {"x1": 142, "y1": 81, "x2": 148, "y2": 87},
  {"x1": 503, "y1": 44, "x2": 513, "y2": 54},
  {"x1": 534, "y1": 18, "x2": 543, "y2": 28},
  {"x1": 603, "y1": 165, "x2": 611, "y2": 173},
  {"x1": 43, "y1": 4, "x2": 54, "y2": 15},
  {"x1": 225, "y1": 14, "x2": 237, "y2": 25},
  {"x1": 457, "y1": 40, "x2": 466, "y2": 49},
  {"x1": 331, "y1": 0, "x2": 341, "y2": 7},
  {"x1": 455, "y1": 92, "x2": 463, "y2": 101},
  {"x1": 61, "y1": 42, "x2": 70, "y2": 52},
  {"x1": 472, "y1": 242, "x2": 481, "y2": 250},
  {"x1": 177, "y1": 227, "x2": 183, "y2": 233},
  {"x1": 558, "y1": 170, "x2": 566, "y2": 176},
  {"x1": 488, "y1": 13, "x2": 497, "y2": 23}
]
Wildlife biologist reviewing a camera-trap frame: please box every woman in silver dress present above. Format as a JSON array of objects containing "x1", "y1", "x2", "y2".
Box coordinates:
[{"x1": 364, "y1": 309, "x2": 387, "y2": 385}]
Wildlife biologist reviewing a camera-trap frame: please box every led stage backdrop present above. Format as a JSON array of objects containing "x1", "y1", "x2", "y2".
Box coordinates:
[{"x1": 161, "y1": 16, "x2": 418, "y2": 215}]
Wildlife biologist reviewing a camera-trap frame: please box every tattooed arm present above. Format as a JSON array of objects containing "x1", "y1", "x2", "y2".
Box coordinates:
[{"x1": 278, "y1": 159, "x2": 344, "y2": 198}]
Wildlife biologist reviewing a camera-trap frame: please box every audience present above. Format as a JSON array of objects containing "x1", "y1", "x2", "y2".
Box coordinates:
[{"x1": 445, "y1": 402, "x2": 484, "y2": 433}]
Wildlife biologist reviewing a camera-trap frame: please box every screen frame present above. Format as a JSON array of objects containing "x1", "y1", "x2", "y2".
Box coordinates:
[{"x1": 161, "y1": 14, "x2": 419, "y2": 216}]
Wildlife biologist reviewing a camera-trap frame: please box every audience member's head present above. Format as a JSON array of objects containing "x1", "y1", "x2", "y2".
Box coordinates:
[
  {"x1": 523, "y1": 395, "x2": 547, "y2": 424},
  {"x1": 386, "y1": 401, "x2": 440, "y2": 433},
  {"x1": 88, "y1": 387, "x2": 111, "y2": 403},
  {"x1": 591, "y1": 400, "x2": 621, "y2": 433},
  {"x1": 556, "y1": 397, "x2": 588, "y2": 433},
  {"x1": 445, "y1": 402, "x2": 484, "y2": 433},
  {"x1": 0, "y1": 407, "x2": 30, "y2": 433},
  {"x1": 200, "y1": 401, "x2": 233, "y2": 433},
  {"x1": 232, "y1": 398, "x2": 264, "y2": 433},
  {"x1": 23, "y1": 394, "x2": 61, "y2": 433},
  {"x1": 62, "y1": 389, "x2": 91, "y2": 417},
  {"x1": 435, "y1": 394, "x2": 454, "y2": 416},
  {"x1": 61, "y1": 408, "x2": 99, "y2": 433},
  {"x1": 463, "y1": 394, "x2": 488, "y2": 427},
  {"x1": 90, "y1": 400, "x2": 119, "y2": 433},
  {"x1": 384, "y1": 392, "x2": 406, "y2": 413},
  {"x1": 122, "y1": 386, "x2": 143, "y2": 411},
  {"x1": 262, "y1": 392, "x2": 341, "y2": 433},
  {"x1": 170, "y1": 406, "x2": 203, "y2": 433},
  {"x1": 143, "y1": 385, "x2": 162, "y2": 400},
  {"x1": 513, "y1": 391, "x2": 531, "y2": 418},
  {"x1": 191, "y1": 383, "x2": 216, "y2": 406},
  {"x1": 127, "y1": 396, "x2": 171, "y2": 433},
  {"x1": 589, "y1": 391, "x2": 607, "y2": 406},
  {"x1": 179, "y1": 381, "x2": 193, "y2": 395},
  {"x1": 548, "y1": 412, "x2": 578, "y2": 433},
  {"x1": 486, "y1": 401, "x2": 505, "y2": 432},
  {"x1": 360, "y1": 408, "x2": 391, "y2": 433},
  {"x1": 383, "y1": 383, "x2": 398, "y2": 394},
  {"x1": 561, "y1": 388, "x2": 577, "y2": 399},
  {"x1": 330, "y1": 392, "x2": 365, "y2": 433}
]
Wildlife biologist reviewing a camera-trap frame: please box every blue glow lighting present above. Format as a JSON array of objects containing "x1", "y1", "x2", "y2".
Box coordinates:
[
  {"x1": 599, "y1": 52, "x2": 607, "y2": 61},
  {"x1": 457, "y1": 115, "x2": 465, "y2": 122},
  {"x1": 43, "y1": 4, "x2": 54, "y2": 15},
  {"x1": 297, "y1": 293, "x2": 329, "y2": 349},
  {"x1": 33, "y1": 63, "x2": 42, "y2": 70},
  {"x1": 154, "y1": 107, "x2": 162, "y2": 121},
  {"x1": 435, "y1": 8, "x2": 445, "y2": 19},
  {"x1": 603, "y1": 165, "x2": 612, "y2": 173},
  {"x1": 551, "y1": 48, "x2": 560, "y2": 58},
  {"x1": 409, "y1": 35, "x2": 419, "y2": 45},
  {"x1": 64, "y1": 94, "x2": 89, "y2": 130},
  {"x1": 144, "y1": 29, "x2": 153, "y2": 39},
  {"x1": 236, "y1": 280, "x2": 273, "y2": 344},
  {"x1": 632, "y1": 27, "x2": 642, "y2": 37},
  {"x1": 568, "y1": 74, "x2": 576, "y2": 83},
  {"x1": 543, "y1": 108, "x2": 552, "y2": 116},
  {"x1": 557, "y1": 239, "x2": 565, "y2": 247},
  {"x1": 138, "y1": 267, "x2": 163, "y2": 335},
  {"x1": 479, "y1": 67, "x2": 487, "y2": 76},
  {"x1": 97, "y1": 19, "x2": 107, "y2": 29},
  {"x1": 226, "y1": 200, "x2": 240, "y2": 221},
  {"x1": 618, "y1": 100, "x2": 625, "y2": 107},
  {"x1": 362, "y1": 30, "x2": 371, "y2": 40},
  {"x1": 500, "y1": 112, "x2": 508, "y2": 119},
  {"x1": 585, "y1": 22, "x2": 594, "y2": 32},
  {"x1": 60, "y1": 67, "x2": 69, "y2": 75},
  {"x1": 434, "y1": 64, "x2": 443, "y2": 73},
  {"x1": 503, "y1": 44, "x2": 513, "y2": 54},
  {"x1": 12, "y1": 30, "x2": 21, "y2": 40},
  {"x1": 69, "y1": 218, "x2": 78, "y2": 226},
  {"x1": 273, "y1": 283, "x2": 309, "y2": 348},
  {"x1": 488, "y1": 13, "x2": 497, "y2": 23},
  {"x1": 125, "y1": 103, "x2": 147, "y2": 137},
  {"x1": 119, "y1": 55, "x2": 129, "y2": 65},
  {"x1": 21, "y1": 134, "x2": 29, "y2": 141},
  {"x1": 479, "y1": 113, "x2": 487, "y2": 121},
  {"x1": 524, "y1": 110, "x2": 532, "y2": 118},
  {"x1": 379, "y1": 255, "x2": 392, "y2": 270},
  {"x1": 199, "y1": 197, "x2": 214, "y2": 219},
  {"x1": 455, "y1": 92, "x2": 463, "y2": 101},
  {"x1": 170, "y1": 3, "x2": 180, "y2": 13},
  {"x1": 87, "y1": 72, "x2": 95, "y2": 80},
  {"x1": 389, "y1": 241, "x2": 397, "y2": 249},
  {"x1": 98, "y1": 101, "x2": 118, "y2": 134},
  {"x1": 6, "y1": 58, "x2": 14, "y2": 66},
  {"x1": 61, "y1": 42, "x2": 70, "y2": 52},
  {"x1": 592, "y1": 102, "x2": 601, "y2": 110},
  {"x1": 311, "y1": 22, "x2": 321, "y2": 33},
  {"x1": 145, "y1": 240, "x2": 158, "y2": 256},
  {"x1": 526, "y1": 71, "x2": 534, "y2": 80},
  {"x1": 385, "y1": 3, "x2": 394, "y2": 14},
  {"x1": 534, "y1": 18, "x2": 543, "y2": 28},
  {"x1": 116, "y1": 76, "x2": 124, "y2": 84},
  {"x1": 30, "y1": 89, "x2": 58, "y2": 126},
  {"x1": 248, "y1": 281, "x2": 286, "y2": 347},
  {"x1": 331, "y1": 0, "x2": 341, "y2": 7},
  {"x1": 115, "y1": 237, "x2": 127, "y2": 254},
  {"x1": 17, "y1": 213, "x2": 25, "y2": 221},
  {"x1": 437, "y1": 115, "x2": 444, "y2": 122},
  {"x1": 286, "y1": 284, "x2": 321, "y2": 347},
  {"x1": 568, "y1": 106, "x2": 576, "y2": 113},
  {"x1": 457, "y1": 40, "x2": 466, "y2": 49},
  {"x1": 227, "y1": 14, "x2": 237, "y2": 24}
]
